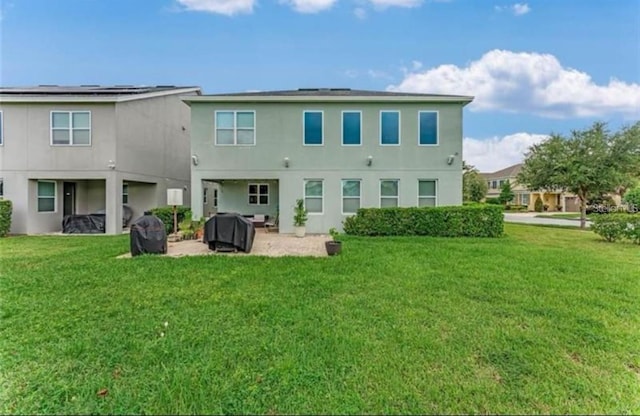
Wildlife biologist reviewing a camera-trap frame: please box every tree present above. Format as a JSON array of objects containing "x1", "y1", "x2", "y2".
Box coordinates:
[
  {"x1": 463, "y1": 161, "x2": 488, "y2": 203},
  {"x1": 623, "y1": 186, "x2": 640, "y2": 212},
  {"x1": 498, "y1": 180, "x2": 515, "y2": 205},
  {"x1": 518, "y1": 122, "x2": 640, "y2": 228}
]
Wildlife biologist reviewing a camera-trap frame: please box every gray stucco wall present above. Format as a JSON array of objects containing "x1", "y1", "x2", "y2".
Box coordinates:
[
  {"x1": 0, "y1": 92, "x2": 196, "y2": 234},
  {"x1": 190, "y1": 101, "x2": 465, "y2": 233}
]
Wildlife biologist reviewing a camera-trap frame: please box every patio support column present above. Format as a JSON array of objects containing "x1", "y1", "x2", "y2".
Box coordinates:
[
  {"x1": 105, "y1": 173, "x2": 123, "y2": 235},
  {"x1": 191, "y1": 178, "x2": 203, "y2": 220},
  {"x1": 562, "y1": 194, "x2": 567, "y2": 212}
]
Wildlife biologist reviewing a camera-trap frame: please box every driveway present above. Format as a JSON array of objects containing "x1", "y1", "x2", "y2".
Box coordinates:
[{"x1": 504, "y1": 212, "x2": 591, "y2": 228}]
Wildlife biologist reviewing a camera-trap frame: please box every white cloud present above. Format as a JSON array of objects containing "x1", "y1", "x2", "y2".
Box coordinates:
[
  {"x1": 354, "y1": 7, "x2": 367, "y2": 19},
  {"x1": 368, "y1": 0, "x2": 423, "y2": 9},
  {"x1": 464, "y1": 133, "x2": 549, "y2": 172},
  {"x1": 495, "y1": 3, "x2": 530, "y2": 16},
  {"x1": 512, "y1": 3, "x2": 530, "y2": 15},
  {"x1": 280, "y1": 0, "x2": 337, "y2": 13},
  {"x1": 388, "y1": 49, "x2": 640, "y2": 118},
  {"x1": 176, "y1": 0, "x2": 254, "y2": 15}
]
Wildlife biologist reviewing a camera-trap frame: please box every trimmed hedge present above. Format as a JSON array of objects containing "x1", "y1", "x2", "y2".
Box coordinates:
[
  {"x1": 343, "y1": 205, "x2": 504, "y2": 237},
  {"x1": 592, "y1": 214, "x2": 640, "y2": 244},
  {"x1": 150, "y1": 206, "x2": 192, "y2": 235},
  {"x1": 0, "y1": 200, "x2": 12, "y2": 237}
]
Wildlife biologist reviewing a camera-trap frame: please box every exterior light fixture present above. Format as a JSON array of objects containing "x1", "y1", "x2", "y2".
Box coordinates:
[
  {"x1": 447, "y1": 154, "x2": 456, "y2": 165},
  {"x1": 107, "y1": 160, "x2": 116, "y2": 170},
  {"x1": 367, "y1": 155, "x2": 373, "y2": 166},
  {"x1": 284, "y1": 157, "x2": 290, "y2": 168},
  {"x1": 192, "y1": 155, "x2": 199, "y2": 166}
]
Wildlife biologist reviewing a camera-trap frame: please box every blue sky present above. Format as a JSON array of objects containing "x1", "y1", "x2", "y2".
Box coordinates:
[{"x1": 1, "y1": 0, "x2": 639, "y2": 170}]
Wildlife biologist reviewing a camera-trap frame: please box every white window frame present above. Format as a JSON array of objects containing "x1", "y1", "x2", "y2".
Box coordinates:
[
  {"x1": 417, "y1": 179, "x2": 438, "y2": 207},
  {"x1": 303, "y1": 110, "x2": 324, "y2": 146},
  {"x1": 418, "y1": 111, "x2": 439, "y2": 146},
  {"x1": 341, "y1": 110, "x2": 362, "y2": 146},
  {"x1": 341, "y1": 179, "x2": 362, "y2": 215},
  {"x1": 0, "y1": 111, "x2": 3, "y2": 146},
  {"x1": 248, "y1": 183, "x2": 269, "y2": 206},
  {"x1": 379, "y1": 110, "x2": 401, "y2": 146},
  {"x1": 37, "y1": 180, "x2": 57, "y2": 213},
  {"x1": 122, "y1": 183, "x2": 129, "y2": 204},
  {"x1": 379, "y1": 179, "x2": 400, "y2": 208},
  {"x1": 50, "y1": 111, "x2": 91, "y2": 146},
  {"x1": 214, "y1": 110, "x2": 256, "y2": 146},
  {"x1": 521, "y1": 193, "x2": 530, "y2": 206},
  {"x1": 303, "y1": 179, "x2": 324, "y2": 215}
]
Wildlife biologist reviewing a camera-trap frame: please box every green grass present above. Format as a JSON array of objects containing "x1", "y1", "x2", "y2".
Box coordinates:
[
  {"x1": 535, "y1": 213, "x2": 593, "y2": 220},
  {"x1": 1, "y1": 224, "x2": 639, "y2": 414}
]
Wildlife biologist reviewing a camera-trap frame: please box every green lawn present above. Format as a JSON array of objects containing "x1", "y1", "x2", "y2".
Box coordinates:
[{"x1": 1, "y1": 224, "x2": 638, "y2": 414}]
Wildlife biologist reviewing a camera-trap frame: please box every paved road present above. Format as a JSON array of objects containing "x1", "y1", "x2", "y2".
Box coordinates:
[{"x1": 504, "y1": 212, "x2": 591, "y2": 228}]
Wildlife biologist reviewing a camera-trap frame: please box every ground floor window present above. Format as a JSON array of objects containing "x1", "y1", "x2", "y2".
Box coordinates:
[
  {"x1": 248, "y1": 183, "x2": 269, "y2": 205},
  {"x1": 380, "y1": 179, "x2": 399, "y2": 207},
  {"x1": 521, "y1": 193, "x2": 530, "y2": 205},
  {"x1": 0, "y1": 178, "x2": 3, "y2": 198},
  {"x1": 203, "y1": 187, "x2": 208, "y2": 205},
  {"x1": 342, "y1": 179, "x2": 361, "y2": 214},
  {"x1": 37, "y1": 181, "x2": 56, "y2": 212},
  {"x1": 122, "y1": 183, "x2": 129, "y2": 204},
  {"x1": 214, "y1": 189, "x2": 218, "y2": 207},
  {"x1": 304, "y1": 179, "x2": 323, "y2": 213},
  {"x1": 418, "y1": 180, "x2": 437, "y2": 207}
]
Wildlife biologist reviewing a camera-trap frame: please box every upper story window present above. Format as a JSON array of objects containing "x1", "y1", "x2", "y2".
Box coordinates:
[
  {"x1": 380, "y1": 179, "x2": 399, "y2": 208},
  {"x1": 304, "y1": 179, "x2": 323, "y2": 214},
  {"x1": 342, "y1": 111, "x2": 361, "y2": 146},
  {"x1": 37, "y1": 180, "x2": 56, "y2": 212},
  {"x1": 303, "y1": 111, "x2": 323, "y2": 145},
  {"x1": 248, "y1": 183, "x2": 269, "y2": 205},
  {"x1": 215, "y1": 111, "x2": 255, "y2": 146},
  {"x1": 419, "y1": 111, "x2": 438, "y2": 145},
  {"x1": 418, "y1": 180, "x2": 437, "y2": 207},
  {"x1": 51, "y1": 111, "x2": 91, "y2": 146},
  {"x1": 0, "y1": 111, "x2": 3, "y2": 145},
  {"x1": 380, "y1": 111, "x2": 400, "y2": 145}
]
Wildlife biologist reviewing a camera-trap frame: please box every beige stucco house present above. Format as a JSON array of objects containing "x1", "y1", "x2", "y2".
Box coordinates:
[{"x1": 481, "y1": 163, "x2": 580, "y2": 212}]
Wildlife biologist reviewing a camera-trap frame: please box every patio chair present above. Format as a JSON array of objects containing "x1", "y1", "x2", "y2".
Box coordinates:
[{"x1": 264, "y1": 212, "x2": 279, "y2": 233}]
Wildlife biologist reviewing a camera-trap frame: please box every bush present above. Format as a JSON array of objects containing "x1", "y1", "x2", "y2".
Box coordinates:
[
  {"x1": 0, "y1": 200, "x2": 12, "y2": 237},
  {"x1": 623, "y1": 186, "x2": 640, "y2": 212},
  {"x1": 534, "y1": 197, "x2": 544, "y2": 212},
  {"x1": 591, "y1": 214, "x2": 640, "y2": 244},
  {"x1": 343, "y1": 205, "x2": 503, "y2": 238},
  {"x1": 150, "y1": 206, "x2": 192, "y2": 235},
  {"x1": 485, "y1": 197, "x2": 501, "y2": 205}
]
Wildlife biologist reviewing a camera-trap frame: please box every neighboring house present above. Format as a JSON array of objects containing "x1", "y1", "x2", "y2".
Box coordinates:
[
  {"x1": 0, "y1": 85, "x2": 201, "y2": 234},
  {"x1": 184, "y1": 88, "x2": 473, "y2": 233},
  {"x1": 481, "y1": 163, "x2": 579, "y2": 212}
]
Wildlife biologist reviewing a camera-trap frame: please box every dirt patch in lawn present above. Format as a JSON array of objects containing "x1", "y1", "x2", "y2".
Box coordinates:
[{"x1": 118, "y1": 229, "x2": 329, "y2": 258}]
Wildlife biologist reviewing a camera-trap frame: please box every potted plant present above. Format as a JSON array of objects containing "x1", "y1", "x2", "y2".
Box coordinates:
[
  {"x1": 293, "y1": 198, "x2": 308, "y2": 238},
  {"x1": 325, "y1": 227, "x2": 342, "y2": 256}
]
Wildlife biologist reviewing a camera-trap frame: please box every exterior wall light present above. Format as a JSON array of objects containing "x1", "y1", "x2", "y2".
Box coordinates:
[
  {"x1": 192, "y1": 155, "x2": 199, "y2": 166},
  {"x1": 367, "y1": 155, "x2": 373, "y2": 166},
  {"x1": 284, "y1": 157, "x2": 290, "y2": 168},
  {"x1": 107, "y1": 160, "x2": 116, "y2": 170}
]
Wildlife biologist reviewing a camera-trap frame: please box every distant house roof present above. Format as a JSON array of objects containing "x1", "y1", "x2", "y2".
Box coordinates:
[
  {"x1": 481, "y1": 163, "x2": 523, "y2": 180},
  {"x1": 183, "y1": 88, "x2": 474, "y2": 105},
  {"x1": 0, "y1": 85, "x2": 201, "y2": 103}
]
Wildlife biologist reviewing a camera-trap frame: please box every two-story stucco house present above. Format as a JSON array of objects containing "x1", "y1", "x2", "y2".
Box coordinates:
[
  {"x1": 0, "y1": 85, "x2": 201, "y2": 234},
  {"x1": 184, "y1": 88, "x2": 473, "y2": 233}
]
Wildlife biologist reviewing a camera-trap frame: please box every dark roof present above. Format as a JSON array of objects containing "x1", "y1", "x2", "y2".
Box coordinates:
[
  {"x1": 0, "y1": 85, "x2": 200, "y2": 96},
  {"x1": 204, "y1": 88, "x2": 472, "y2": 99},
  {"x1": 481, "y1": 163, "x2": 523, "y2": 180}
]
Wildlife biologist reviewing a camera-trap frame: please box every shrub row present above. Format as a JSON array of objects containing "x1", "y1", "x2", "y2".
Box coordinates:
[
  {"x1": 343, "y1": 205, "x2": 504, "y2": 237},
  {"x1": 591, "y1": 214, "x2": 640, "y2": 244},
  {"x1": 150, "y1": 206, "x2": 192, "y2": 235},
  {"x1": 0, "y1": 200, "x2": 12, "y2": 237}
]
